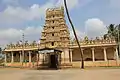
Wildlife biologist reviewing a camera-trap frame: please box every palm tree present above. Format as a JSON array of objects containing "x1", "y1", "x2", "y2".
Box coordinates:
[
  {"x1": 105, "y1": 24, "x2": 117, "y2": 41},
  {"x1": 64, "y1": 0, "x2": 84, "y2": 69},
  {"x1": 105, "y1": 24, "x2": 120, "y2": 57}
]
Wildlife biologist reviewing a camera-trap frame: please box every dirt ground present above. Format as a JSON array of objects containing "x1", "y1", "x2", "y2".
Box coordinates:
[{"x1": 0, "y1": 68, "x2": 120, "y2": 80}]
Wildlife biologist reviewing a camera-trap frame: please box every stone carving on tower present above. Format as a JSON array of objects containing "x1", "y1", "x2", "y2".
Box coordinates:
[{"x1": 40, "y1": 6, "x2": 70, "y2": 48}]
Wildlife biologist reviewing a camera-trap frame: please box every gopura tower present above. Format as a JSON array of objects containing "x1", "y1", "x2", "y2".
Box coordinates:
[{"x1": 40, "y1": 6, "x2": 70, "y2": 49}]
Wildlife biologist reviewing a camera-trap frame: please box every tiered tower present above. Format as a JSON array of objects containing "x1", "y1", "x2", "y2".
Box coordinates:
[{"x1": 40, "y1": 6, "x2": 70, "y2": 49}]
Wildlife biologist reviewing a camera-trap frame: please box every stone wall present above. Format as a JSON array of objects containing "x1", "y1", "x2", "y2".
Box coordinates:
[{"x1": 72, "y1": 60, "x2": 120, "y2": 68}]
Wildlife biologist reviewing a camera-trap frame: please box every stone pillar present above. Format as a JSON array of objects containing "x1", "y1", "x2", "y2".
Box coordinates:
[
  {"x1": 4, "y1": 53, "x2": 7, "y2": 63},
  {"x1": 39, "y1": 53, "x2": 40, "y2": 62},
  {"x1": 29, "y1": 51, "x2": 31, "y2": 63},
  {"x1": 70, "y1": 49, "x2": 73, "y2": 63},
  {"x1": 38, "y1": 53, "x2": 40, "y2": 62},
  {"x1": 43, "y1": 54, "x2": 45, "y2": 64},
  {"x1": 61, "y1": 50, "x2": 65, "y2": 63},
  {"x1": 11, "y1": 52, "x2": 14, "y2": 63},
  {"x1": 115, "y1": 47, "x2": 119, "y2": 61},
  {"x1": 92, "y1": 48, "x2": 95, "y2": 62},
  {"x1": 103, "y1": 47, "x2": 107, "y2": 61},
  {"x1": 36, "y1": 53, "x2": 39, "y2": 62},
  {"x1": 39, "y1": 53, "x2": 43, "y2": 63},
  {"x1": 19, "y1": 51, "x2": 22, "y2": 63},
  {"x1": 64, "y1": 49, "x2": 70, "y2": 63}
]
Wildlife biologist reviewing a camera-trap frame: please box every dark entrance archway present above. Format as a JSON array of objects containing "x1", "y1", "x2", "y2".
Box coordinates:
[
  {"x1": 38, "y1": 48, "x2": 62, "y2": 69},
  {"x1": 49, "y1": 54, "x2": 58, "y2": 69}
]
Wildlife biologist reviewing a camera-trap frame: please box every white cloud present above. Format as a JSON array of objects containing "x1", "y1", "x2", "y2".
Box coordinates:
[
  {"x1": 70, "y1": 18, "x2": 107, "y2": 40},
  {"x1": 0, "y1": 0, "x2": 79, "y2": 26},
  {"x1": 69, "y1": 18, "x2": 107, "y2": 40},
  {"x1": 85, "y1": 18, "x2": 107, "y2": 38},
  {"x1": 0, "y1": 0, "x2": 91, "y2": 47},
  {"x1": 56, "y1": 0, "x2": 79, "y2": 10},
  {"x1": 0, "y1": 26, "x2": 42, "y2": 47},
  {"x1": 0, "y1": 3, "x2": 53, "y2": 24},
  {"x1": 70, "y1": 28, "x2": 86, "y2": 40},
  {"x1": 56, "y1": 0, "x2": 94, "y2": 10}
]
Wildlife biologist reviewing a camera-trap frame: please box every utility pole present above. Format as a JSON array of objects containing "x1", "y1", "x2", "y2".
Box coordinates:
[
  {"x1": 64, "y1": 0, "x2": 84, "y2": 69},
  {"x1": 22, "y1": 33, "x2": 25, "y2": 64}
]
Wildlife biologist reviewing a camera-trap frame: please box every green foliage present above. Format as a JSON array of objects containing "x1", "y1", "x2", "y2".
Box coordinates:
[{"x1": 105, "y1": 24, "x2": 120, "y2": 42}]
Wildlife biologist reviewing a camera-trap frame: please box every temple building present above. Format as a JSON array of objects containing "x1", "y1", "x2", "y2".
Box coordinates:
[
  {"x1": 40, "y1": 6, "x2": 70, "y2": 48},
  {"x1": 3, "y1": 6, "x2": 120, "y2": 68}
]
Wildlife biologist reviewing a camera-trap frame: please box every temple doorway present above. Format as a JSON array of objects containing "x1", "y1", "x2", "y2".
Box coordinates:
[{"x1": 49, "y1": 54, "x2": 58, "y2": 69}]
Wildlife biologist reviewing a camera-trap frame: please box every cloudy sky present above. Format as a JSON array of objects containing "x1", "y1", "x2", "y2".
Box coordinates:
[{"x1": 0, "y1": 0, "x2": 120, "y2": 47}]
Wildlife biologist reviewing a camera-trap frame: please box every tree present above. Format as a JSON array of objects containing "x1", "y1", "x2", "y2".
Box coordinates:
[
  {"x1": 105, "y1": 24, "x2": 118, "y2": 41},
  {"x1": 105, "y1": 24, "x2": 120, "y2": 57},
  {"x1": 64, "y1": 0, "x2": 84, "y2": 69},
  {"x1": 0, "y1": 47, "x2": 2, "y2": 54}
]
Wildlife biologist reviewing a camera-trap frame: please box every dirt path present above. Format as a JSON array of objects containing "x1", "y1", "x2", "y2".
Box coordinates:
[{"x1": 0, "y1": 68, "x2": 120, "y2": 80}]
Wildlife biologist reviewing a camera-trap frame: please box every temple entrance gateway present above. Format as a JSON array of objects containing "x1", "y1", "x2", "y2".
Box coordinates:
[
  {"x1": 49, "y1": 54, "x2": 58, "y2": 69},
  {"x1": 38, "y1": 48, "x2": 62, "y2": 69}
]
